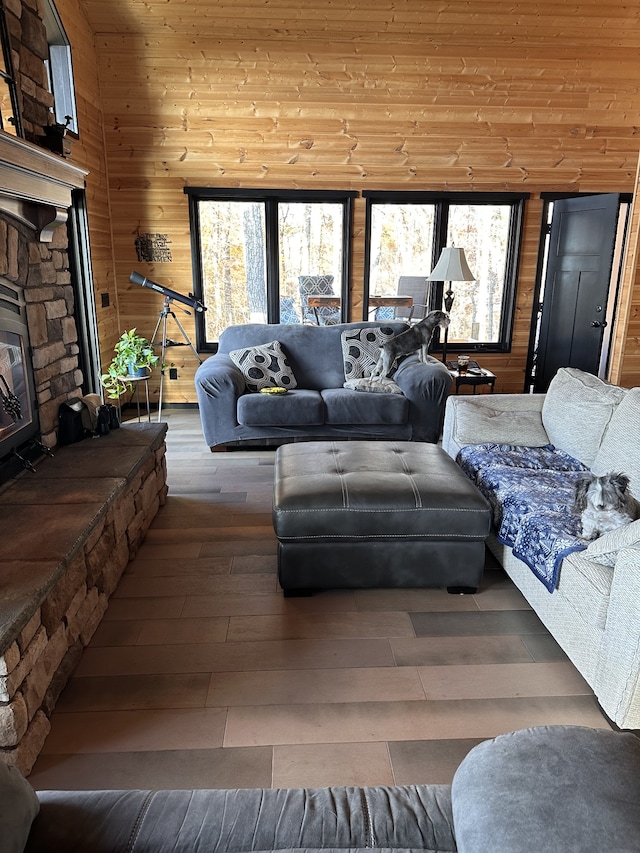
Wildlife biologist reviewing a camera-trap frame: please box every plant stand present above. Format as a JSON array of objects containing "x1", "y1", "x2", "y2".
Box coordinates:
[{"x1": 117, "y1": 374, "x2": 151, "y2": 422}]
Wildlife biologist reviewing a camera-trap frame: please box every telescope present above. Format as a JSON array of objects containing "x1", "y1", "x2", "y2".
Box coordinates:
[{"x1": 129, "y1": 271, "x2": 206, "y2": 313}]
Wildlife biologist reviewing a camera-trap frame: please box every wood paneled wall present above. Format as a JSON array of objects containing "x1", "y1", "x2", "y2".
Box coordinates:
[
  {"x1": 57, "y1": 0, "x2": 640, "y2": 401},
  {"x1": 52, "y1": 0, "x2": 119, "y2": 379}
]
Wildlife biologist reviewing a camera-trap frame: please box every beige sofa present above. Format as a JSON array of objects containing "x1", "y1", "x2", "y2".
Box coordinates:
[{"x1": 442, "y1": 368, "x2": 640, "y2": 730}]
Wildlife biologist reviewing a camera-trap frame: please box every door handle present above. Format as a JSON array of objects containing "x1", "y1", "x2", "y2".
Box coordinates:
[{"x1": 590, "y1": 320, "x2": 608, "y2": 328}]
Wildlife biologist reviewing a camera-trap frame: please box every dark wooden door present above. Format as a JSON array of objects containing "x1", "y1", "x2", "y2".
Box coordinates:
[{"x1": 534, "y1": 194, "x2": 620, "y2": 393}]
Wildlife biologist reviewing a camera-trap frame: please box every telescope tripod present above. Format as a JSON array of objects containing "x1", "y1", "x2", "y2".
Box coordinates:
[{"x1": 151, "y1": 296, "x2": 202, "y2": 421}]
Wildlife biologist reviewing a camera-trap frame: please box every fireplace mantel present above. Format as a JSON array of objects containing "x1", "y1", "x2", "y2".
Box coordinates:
[{"x1": 0, "y1": 132, "x2": 87, "y2": 241}]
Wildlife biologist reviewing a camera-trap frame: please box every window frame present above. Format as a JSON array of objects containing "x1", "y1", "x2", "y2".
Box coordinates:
[
  {"x1": 363, "y1": 190, "x2": 528, "y2": 355},
  {"x1": 186, "y1": 187, "x2": 356, "y2": 352},
  {"x1": 0, "y1": 0, "x2": 23, "y2": 137},
  {"x1": 41, "y1": 0, "x2": 78, "y2": 136}
]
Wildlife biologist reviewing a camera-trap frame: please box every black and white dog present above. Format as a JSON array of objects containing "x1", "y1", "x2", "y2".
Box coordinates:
[
  {"x1": 371, "y1": 310, "x2": 450, "y2": 380},
  {"x1": 573, "y1": 472, "x2": 640, "y2": 540}
]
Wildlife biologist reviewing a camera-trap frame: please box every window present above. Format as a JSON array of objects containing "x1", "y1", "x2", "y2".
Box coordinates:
[
  {"x1": 364, "y1": 191, "x2": 527, "y2": 354},
  {"x1": 186, "y1": 188, "x2": 355, "y2": 351},
  {"x1": 42, "y1": 0, "x2": 78, "y2": 135},
  {"x1": 0, "y1": 1, "x2": 22, "y2": 136}
]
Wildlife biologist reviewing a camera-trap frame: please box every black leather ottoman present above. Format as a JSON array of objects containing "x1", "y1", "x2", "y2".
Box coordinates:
[{"x1": 273, "y1": 440, "x2": 491, "y2": 595}]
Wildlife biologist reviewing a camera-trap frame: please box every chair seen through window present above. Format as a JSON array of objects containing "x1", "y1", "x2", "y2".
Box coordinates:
[
  {"x1": 372, "y1": 276, "x2": 430, "y2": 323},
  {"x1": 298, "y1": 275, "x2": 341, "y2": 325}
]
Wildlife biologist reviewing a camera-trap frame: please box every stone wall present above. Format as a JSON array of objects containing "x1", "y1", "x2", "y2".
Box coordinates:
[
  {"x1": 0, "y1": 0, "x2": 84, "y2": 451},
  {"x1": 3, "y1": 0, "x2": 54, "y2": 142},
  {"x1": 0, "y1": 214, "x2": 82, "y2": 448},
  {"x1": 0, "y1": 423, "x2": 168, "y2": 775}
]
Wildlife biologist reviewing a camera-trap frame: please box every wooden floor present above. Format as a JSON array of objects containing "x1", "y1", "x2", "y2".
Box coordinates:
[{"x1": 29, "y1": 408, "x2": 609, "y2": 791}]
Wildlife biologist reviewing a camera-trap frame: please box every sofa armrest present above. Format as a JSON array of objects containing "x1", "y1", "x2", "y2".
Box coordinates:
[
  {"x1": 195, "y1": 355, "x2": 247, "y2": 448},
  {"x1": 393, "y1": 355, "x2": 452, "y2": 443},
  {"x1": 451, "y1": 725, "x2": 640, "y2": 853},
  {"x1": 442, "y1": 393, "x2": 548, "y2": 459},
  {"x1": 29, "y1": 785, "x2": 457, "y2": 853},
  {"x1": 595, "y1": 544, "x2": 640, "y2": 729}
]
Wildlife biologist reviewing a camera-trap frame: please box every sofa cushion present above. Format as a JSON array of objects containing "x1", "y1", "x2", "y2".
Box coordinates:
[
  {"x1": 341, "y1": 326, "x2": 398, "y2": 380},
  {"x1": 322, "y1": 387, "x2": 409, "y2": 425},
  {"x1": 343, "y1": 377, "x2": 403, "y2": 394},
  {"x1": 0, "y1": 762, "x2": 39, "y2": 853},
  {"x1": 455, "y1": 402, "x2": 549, "y2": 447},
  {"x1": 591, "y1": 386, "x2": 640, "y2": 500},
  {"x1": 237, "y1": 389, "x2": 323, "y2": 426},
  {"x1": 452, "y1": 725, "x2": 640, "y2": 853},
  {"x1": 584, "y1": 518, "x2": 640, "y2": 567},
  {"x1": 558, "y1": 550, "x2": 612, "y2": 630},
  {"x1": 541, "y1": 368, "x2": 626, "y2": 467},
  {"x1": 229, "y1": 341, "x2": 298, "y2": 393}
]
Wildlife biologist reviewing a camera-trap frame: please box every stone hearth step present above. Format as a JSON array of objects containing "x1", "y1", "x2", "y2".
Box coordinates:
[{"x1": 0, "y1": 422, "x2": 168, "y2": 774}]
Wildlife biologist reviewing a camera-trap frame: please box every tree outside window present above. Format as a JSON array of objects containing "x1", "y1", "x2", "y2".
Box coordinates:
[
  {"x1": 187, "y1": 189, "x2": 354, "y2": 350},
  {"x1": 364, "y1": 192, "x2": 527, "y2": 354},
  {"x1": 447, "y1": 204, "x2": 511, "y2": 344}
]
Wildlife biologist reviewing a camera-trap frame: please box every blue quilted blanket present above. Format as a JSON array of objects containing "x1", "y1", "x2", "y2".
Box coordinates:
[{"x1": 457, "y1": 444, "x2": 589, "y2": 592}]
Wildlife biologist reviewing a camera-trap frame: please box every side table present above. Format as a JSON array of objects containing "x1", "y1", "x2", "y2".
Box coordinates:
[{"x1": 448, "y1": 367, "x2": 496, "y2": 394}]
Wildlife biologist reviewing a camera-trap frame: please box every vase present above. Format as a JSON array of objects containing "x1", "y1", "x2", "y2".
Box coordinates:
[{"x1": 127, "y1": 363, "x2": 149, "y2": 378}]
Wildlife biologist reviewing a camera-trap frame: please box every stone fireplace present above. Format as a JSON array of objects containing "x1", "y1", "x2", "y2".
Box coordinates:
[
  {"x1": 0, "y1": 134, "x2": 168, "y2": 775},
  {"x1": 0, "y1": 132, "x2": 87, "y2": 479}
]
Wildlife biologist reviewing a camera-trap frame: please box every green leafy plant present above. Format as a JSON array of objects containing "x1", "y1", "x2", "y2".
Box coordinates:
[{"x1": 100, "y1": 328, "x2": 159, "y2": 400}]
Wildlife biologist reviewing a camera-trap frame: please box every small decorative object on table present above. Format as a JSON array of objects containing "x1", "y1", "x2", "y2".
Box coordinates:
[
  {"x1": 447, "y1": 360, "x2": 496, "y2": 394},
  {"x1": 457, "y1": 354, "x2": 470, "y2": 374},
  {"x1": 447, "y1": 358, "x2": 481, "y2": 374}
]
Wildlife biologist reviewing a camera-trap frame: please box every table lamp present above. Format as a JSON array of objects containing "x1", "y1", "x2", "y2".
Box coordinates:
[{"x1": 426, "y1": 246, "x2": 476, "y2": 363}]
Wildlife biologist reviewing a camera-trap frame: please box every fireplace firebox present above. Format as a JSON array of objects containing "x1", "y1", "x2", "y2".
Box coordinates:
[{"x1": 0, "y1": 279, "x2": 39, "y2": 483}]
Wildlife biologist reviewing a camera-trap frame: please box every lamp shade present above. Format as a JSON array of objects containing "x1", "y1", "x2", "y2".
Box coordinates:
[{"x1": 426, "y1": 247, "x2": 475, "y2": 282}]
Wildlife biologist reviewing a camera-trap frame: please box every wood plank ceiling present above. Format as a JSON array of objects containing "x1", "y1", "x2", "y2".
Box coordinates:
[{"x1": 80, "y1": 1, "x2": 640, "y2": 50}]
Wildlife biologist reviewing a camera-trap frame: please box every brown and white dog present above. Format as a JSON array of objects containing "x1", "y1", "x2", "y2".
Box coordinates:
[{"x1": 371, "y1": 310, "x2": 450, "y2": 379}]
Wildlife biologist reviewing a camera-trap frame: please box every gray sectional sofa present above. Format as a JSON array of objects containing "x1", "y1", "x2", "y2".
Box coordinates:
[
  {"x1": 443, "y1": 367, "x2": 640, "y2": 730},
  {"x1": 195, "y1": 321, "x2": 452, "y2": 448},
  {"x1": 7, "y1": 726, "x2": 640, "y2": 852}
]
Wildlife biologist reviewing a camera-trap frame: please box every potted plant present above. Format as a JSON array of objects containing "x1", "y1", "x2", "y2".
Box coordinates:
[{"x1": 100, "y1": 328, "x2": 159, "y2": 400}]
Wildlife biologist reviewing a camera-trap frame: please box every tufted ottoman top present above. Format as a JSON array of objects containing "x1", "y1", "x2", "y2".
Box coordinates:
[{"x1": 273, "y1": 440, "x2": 491, "y2": 541}]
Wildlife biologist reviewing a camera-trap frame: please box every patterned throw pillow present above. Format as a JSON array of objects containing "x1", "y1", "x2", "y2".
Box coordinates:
[
  {"x1": 341, "y1": 326, "x2": 397, "y2": 380},
  {"x1": 229, "y1": 341, "x2": 298, "y2": 393}
]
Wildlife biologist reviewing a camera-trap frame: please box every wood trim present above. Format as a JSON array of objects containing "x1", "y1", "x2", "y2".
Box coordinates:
[
  {"x1": 0, "y1": 133, "x2": 87, "y2": 240},
  {"x1": 609, "y1": 149, "x2": 640, "y2": 387}
]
